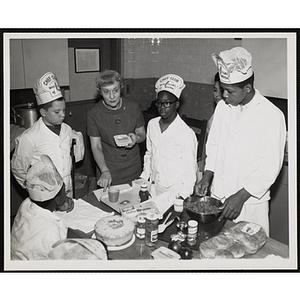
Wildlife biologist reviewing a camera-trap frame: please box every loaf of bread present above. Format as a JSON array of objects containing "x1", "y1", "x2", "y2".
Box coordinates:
[
  {"x1": 214, "y1": 249, "x2": 235, "y2": 259},
  {"x1": 199, "y1": 234, "x2": 234, "y2": 259},
  {"x1": 226, "y1": 241, "x2": 246, "y2": 258},
  {"x1": 223, "y1": 221, "x2": 267, "y2": 254},
  {"x1": 199, "y1": 221, "x2": 267, "y2": 259}
]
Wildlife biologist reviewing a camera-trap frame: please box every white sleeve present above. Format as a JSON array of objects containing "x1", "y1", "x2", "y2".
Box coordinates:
[
  {"x1": 244, "y1": 111, "x2": 286, "y2": 198},
  {"x1": 72, "y1": 130, "x2": 85, "y2": 162},
  {"x1": 205, "y1": 101, "x2": 224, "y2": 173},
  {"x1": 11, "y1": 134, "x2": 35, "y2": 188},
  {"x1": 177, "y1": 130, "x2": 198, "y2": 198},
  {"x1": 140, "y1": 125, "x2": 152, "y2": 180}
]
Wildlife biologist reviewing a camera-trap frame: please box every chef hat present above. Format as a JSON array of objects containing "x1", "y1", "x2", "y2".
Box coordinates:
[
  {"x1": 26, "y1": 155, "x2": 63, "y2": 201},
  {"x1": 155, "y1": 74, "x2": 186, "y2": 99},
  {"x1": 212, "y1": 47, "x2": 253, "y2": 84},
  {"x1": 33, "y1": 72, "x2": 63, "y2": 105}
]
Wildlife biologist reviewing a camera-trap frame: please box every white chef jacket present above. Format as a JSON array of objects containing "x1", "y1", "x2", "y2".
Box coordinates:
[
  {"x1": 141, "y1": 114, "x2": 197, "y2": 199},
  {"x1": 11, "y1": 198, "x2": 68, "y2": 260},
  {"x1": 205, "y1": 90, "x2": 286, "y2": 230},
  {"x1": 11, "y1": 117, "x2": 84, "y2": 196}
]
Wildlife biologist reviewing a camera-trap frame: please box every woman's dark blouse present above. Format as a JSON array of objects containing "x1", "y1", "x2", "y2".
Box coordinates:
[{"x1": 87, "y1": 98, "x2": 145, "y2": 185}]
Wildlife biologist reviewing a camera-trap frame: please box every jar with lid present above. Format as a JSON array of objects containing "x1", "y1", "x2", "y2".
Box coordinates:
[
  {"x1": 145, "y1": 213, "x2": 159, "y2": 247},
  {"x1": 139, "y1": 183, "x2": 150, "y2": 202},
  {"x1": 136, "y1": 215, "x2": 146, "y2": 239},
  {"x1": 187, "y1": 220, "x2": 198, "y2": 246}
]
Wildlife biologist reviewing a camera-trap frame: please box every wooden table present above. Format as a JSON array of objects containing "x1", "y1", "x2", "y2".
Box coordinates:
[{"x1": 68, "y1": 192, "x2": 289, "y2": 260}]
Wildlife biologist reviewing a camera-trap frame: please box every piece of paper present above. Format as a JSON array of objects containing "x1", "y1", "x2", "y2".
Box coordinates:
[
  {"x1": 93, "y1": 184, "x2": 140, "y2": 213},
  {"x1": 93, "y1": 183, "x2": 132, "y2": 201},
  {"x1": 54, "y1": 198, "x2": 114, "y2": 234}
]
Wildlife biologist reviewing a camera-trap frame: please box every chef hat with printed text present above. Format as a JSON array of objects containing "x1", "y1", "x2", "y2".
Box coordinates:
[
  {"x1": 211, "y1": 47, "x2": 253, "y2": 84},
  {"x1": 155, "y1": 74, "x2": 186, "y2": 99},
  {"x1": 33, "y1": 71, "x2": 63, "y2": 105},
  {"x1": 26, "y1": 155, "x2": 63, "y2": 201}
]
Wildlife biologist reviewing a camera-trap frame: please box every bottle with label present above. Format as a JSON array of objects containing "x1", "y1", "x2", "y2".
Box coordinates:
[
  {"x1": 139, "y1": 183, "x2": 150, "y2": 202},
  {"x1": 136, "y1": 215, "x2": 146, "y2": 239},
  {"x1": 187, "y1": 220, "x2": 198, "y2": 246},
  {"x1": 145, "y1": 213, "x2": 159, "y2": 247}
]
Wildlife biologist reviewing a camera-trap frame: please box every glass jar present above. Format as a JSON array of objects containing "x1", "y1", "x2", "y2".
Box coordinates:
[
  {"x1": 145, "y1": 212, "x2": 159, "y2": 247},
  {"x1": 139, "y1": 183, "x2": 150, "y2": 202},
  {"x1": 176, "y1": 220, "x2": 188, "y2": 241},
  {"x1": 136, "y1": 215, "x2": 146, "y2": 239},
  {"x1": 187, "y1": 220, "x2": 198, "y2": 246}
]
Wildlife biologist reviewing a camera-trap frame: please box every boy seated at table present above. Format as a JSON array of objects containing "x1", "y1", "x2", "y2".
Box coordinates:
[
  {"x1": 140, "y1": 74, "x2": 198, "y2": 199},
  {"x1": 11, "y1": 155, "x2": 73, "y2": 260}
]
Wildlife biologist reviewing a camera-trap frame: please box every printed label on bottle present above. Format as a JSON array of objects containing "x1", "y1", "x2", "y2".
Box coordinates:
[
  {"x1": 137, "y1": 228, "x2": 145, "y2": 235},
  {"x1": 188, "y1": 227, "x2": 197, "y2": 235},
  {"x1": 151, "y1": 229, "x2": 158, "y2": 242}
]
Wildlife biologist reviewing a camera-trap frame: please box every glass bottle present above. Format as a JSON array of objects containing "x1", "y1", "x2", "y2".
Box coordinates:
[
  {"x1": 145, "y1": 213, "x2": 159, "y2": 247},
  {"x1": 139, "y1": 183, "x2": 150, "y2": 202},
  {"x1": 136, "y1": 215, "x2": 146, "y2": 239}
]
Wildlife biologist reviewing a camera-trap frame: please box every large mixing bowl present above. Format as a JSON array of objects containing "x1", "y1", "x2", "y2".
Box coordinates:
[{"x1": 184, "y1": 195, "x2": 224, "y2": 223}]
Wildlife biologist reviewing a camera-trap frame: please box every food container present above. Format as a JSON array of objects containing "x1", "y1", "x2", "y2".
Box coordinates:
[
  {"x1": 145, "y1": 213, "x2": 159, "y2": 247},
  {"x1": 12, "y1": 103, "x2": 39, "y2": 129},
  {"x1": 113, "y1": 134, "x2": 132, "y2": 147},
  {"x1": 187, "y1": 220, "x2": 198, "y2": 246},
  {"x1": 184, "y1": 195, "x2": 224, "y2": 224}
]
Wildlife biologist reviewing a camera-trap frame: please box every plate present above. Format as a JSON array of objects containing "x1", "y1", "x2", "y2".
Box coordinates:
[
  {"x1": 113, "y1": 134, "x2": 132, "y2": 147},
  {"x1": 92, "y1": 233, "x2": 135, "y2": 251}
]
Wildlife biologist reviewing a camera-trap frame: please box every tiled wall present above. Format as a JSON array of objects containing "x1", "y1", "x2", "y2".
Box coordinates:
[
  {"x1": 121, "y1": 38, "x2": 241, "y2": 83},
  {"x1": 121, "y1": 38, "x2": 241, "y2": 120}
]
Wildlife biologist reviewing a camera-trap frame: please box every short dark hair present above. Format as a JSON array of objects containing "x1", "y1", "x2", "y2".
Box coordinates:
[
  {"x1": 214, "y1": 72, "x2": 220, "y2": 83},
  {"x1": 37, "y1": 97, "x2": 65, "y2": 111},
  {"x1": 233, "y1": 73, "x2": 254, "y2": 89},
  {"x1": 157, "y1": 90, "x2": 179, "y2": 101}
]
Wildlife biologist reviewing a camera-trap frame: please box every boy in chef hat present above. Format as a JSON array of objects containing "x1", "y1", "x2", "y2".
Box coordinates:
[
  {"x1": 11, "y1": 155, "x2": 73, "y2": 260},
  {"x1": 11, "y1": 71, "x2": 85, "y2": 198},
  {"x1": 195, "y1": 47, "x2": 286, "y2": 234},
  {"x1": 211, "y1": 47, "x2": 253, "y2": 86},
  {"x1": 140, "y1": 74, "x2": 198, "y2": 199}
]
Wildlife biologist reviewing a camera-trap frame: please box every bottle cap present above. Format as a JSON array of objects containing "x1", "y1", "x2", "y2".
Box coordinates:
[
  {"x1": 137, "y1": 215, "x2": 146, "y2": 223},
  {"x1": 146, "y1": 213, "x2": 158, "y2": 221},
  {"x1": 141, "y1": 183, "x2": 148, "y2": 191}
]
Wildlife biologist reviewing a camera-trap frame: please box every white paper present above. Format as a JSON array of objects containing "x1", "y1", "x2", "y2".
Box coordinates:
[
  {"x1": 93, "y1": 183, "x2": 132, "y2": 201},
  {"x1": 54, "y1": 198, "x2": 113, "y2": 234}
]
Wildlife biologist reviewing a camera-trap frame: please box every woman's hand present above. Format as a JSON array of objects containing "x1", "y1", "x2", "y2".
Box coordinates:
[
  {"x1": 98, "y1": 170, "x2": 112, "y2": 192},
  {"x1": 125, "y1": 133, "x2": 139, "y2": 148}
]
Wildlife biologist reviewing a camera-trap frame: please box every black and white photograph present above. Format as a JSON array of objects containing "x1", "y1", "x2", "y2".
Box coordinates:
[{"x1": 3, "y1": 31, "x2": 297, "y2": 273}]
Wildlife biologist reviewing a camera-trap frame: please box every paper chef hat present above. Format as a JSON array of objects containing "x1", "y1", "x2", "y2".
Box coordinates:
[
  {"x1": 33, "y1": 72, "x2": 63, "y2": 105},
  {"x1": 26, "y1": 155, "x2": 63, "y2": 201},
  {"x1": 155, "y1": 74, "x2": 186, "y2": 99},
  {"x1": 211, "y1": 47, "x2": 253, "y2": 84}
]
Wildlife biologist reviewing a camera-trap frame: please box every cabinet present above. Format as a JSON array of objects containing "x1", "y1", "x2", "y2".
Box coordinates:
[
  {"x1": 269, "y1": 164, "x2": 289, "y2": 245},
  {"x1": 10, "y1": 39, "x2": 69, "y2": 89}
]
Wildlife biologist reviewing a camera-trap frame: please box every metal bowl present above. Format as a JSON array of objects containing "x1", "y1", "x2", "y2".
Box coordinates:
[{"x1": 184, "y1": 195, "x2": 224, "y2": 223}]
